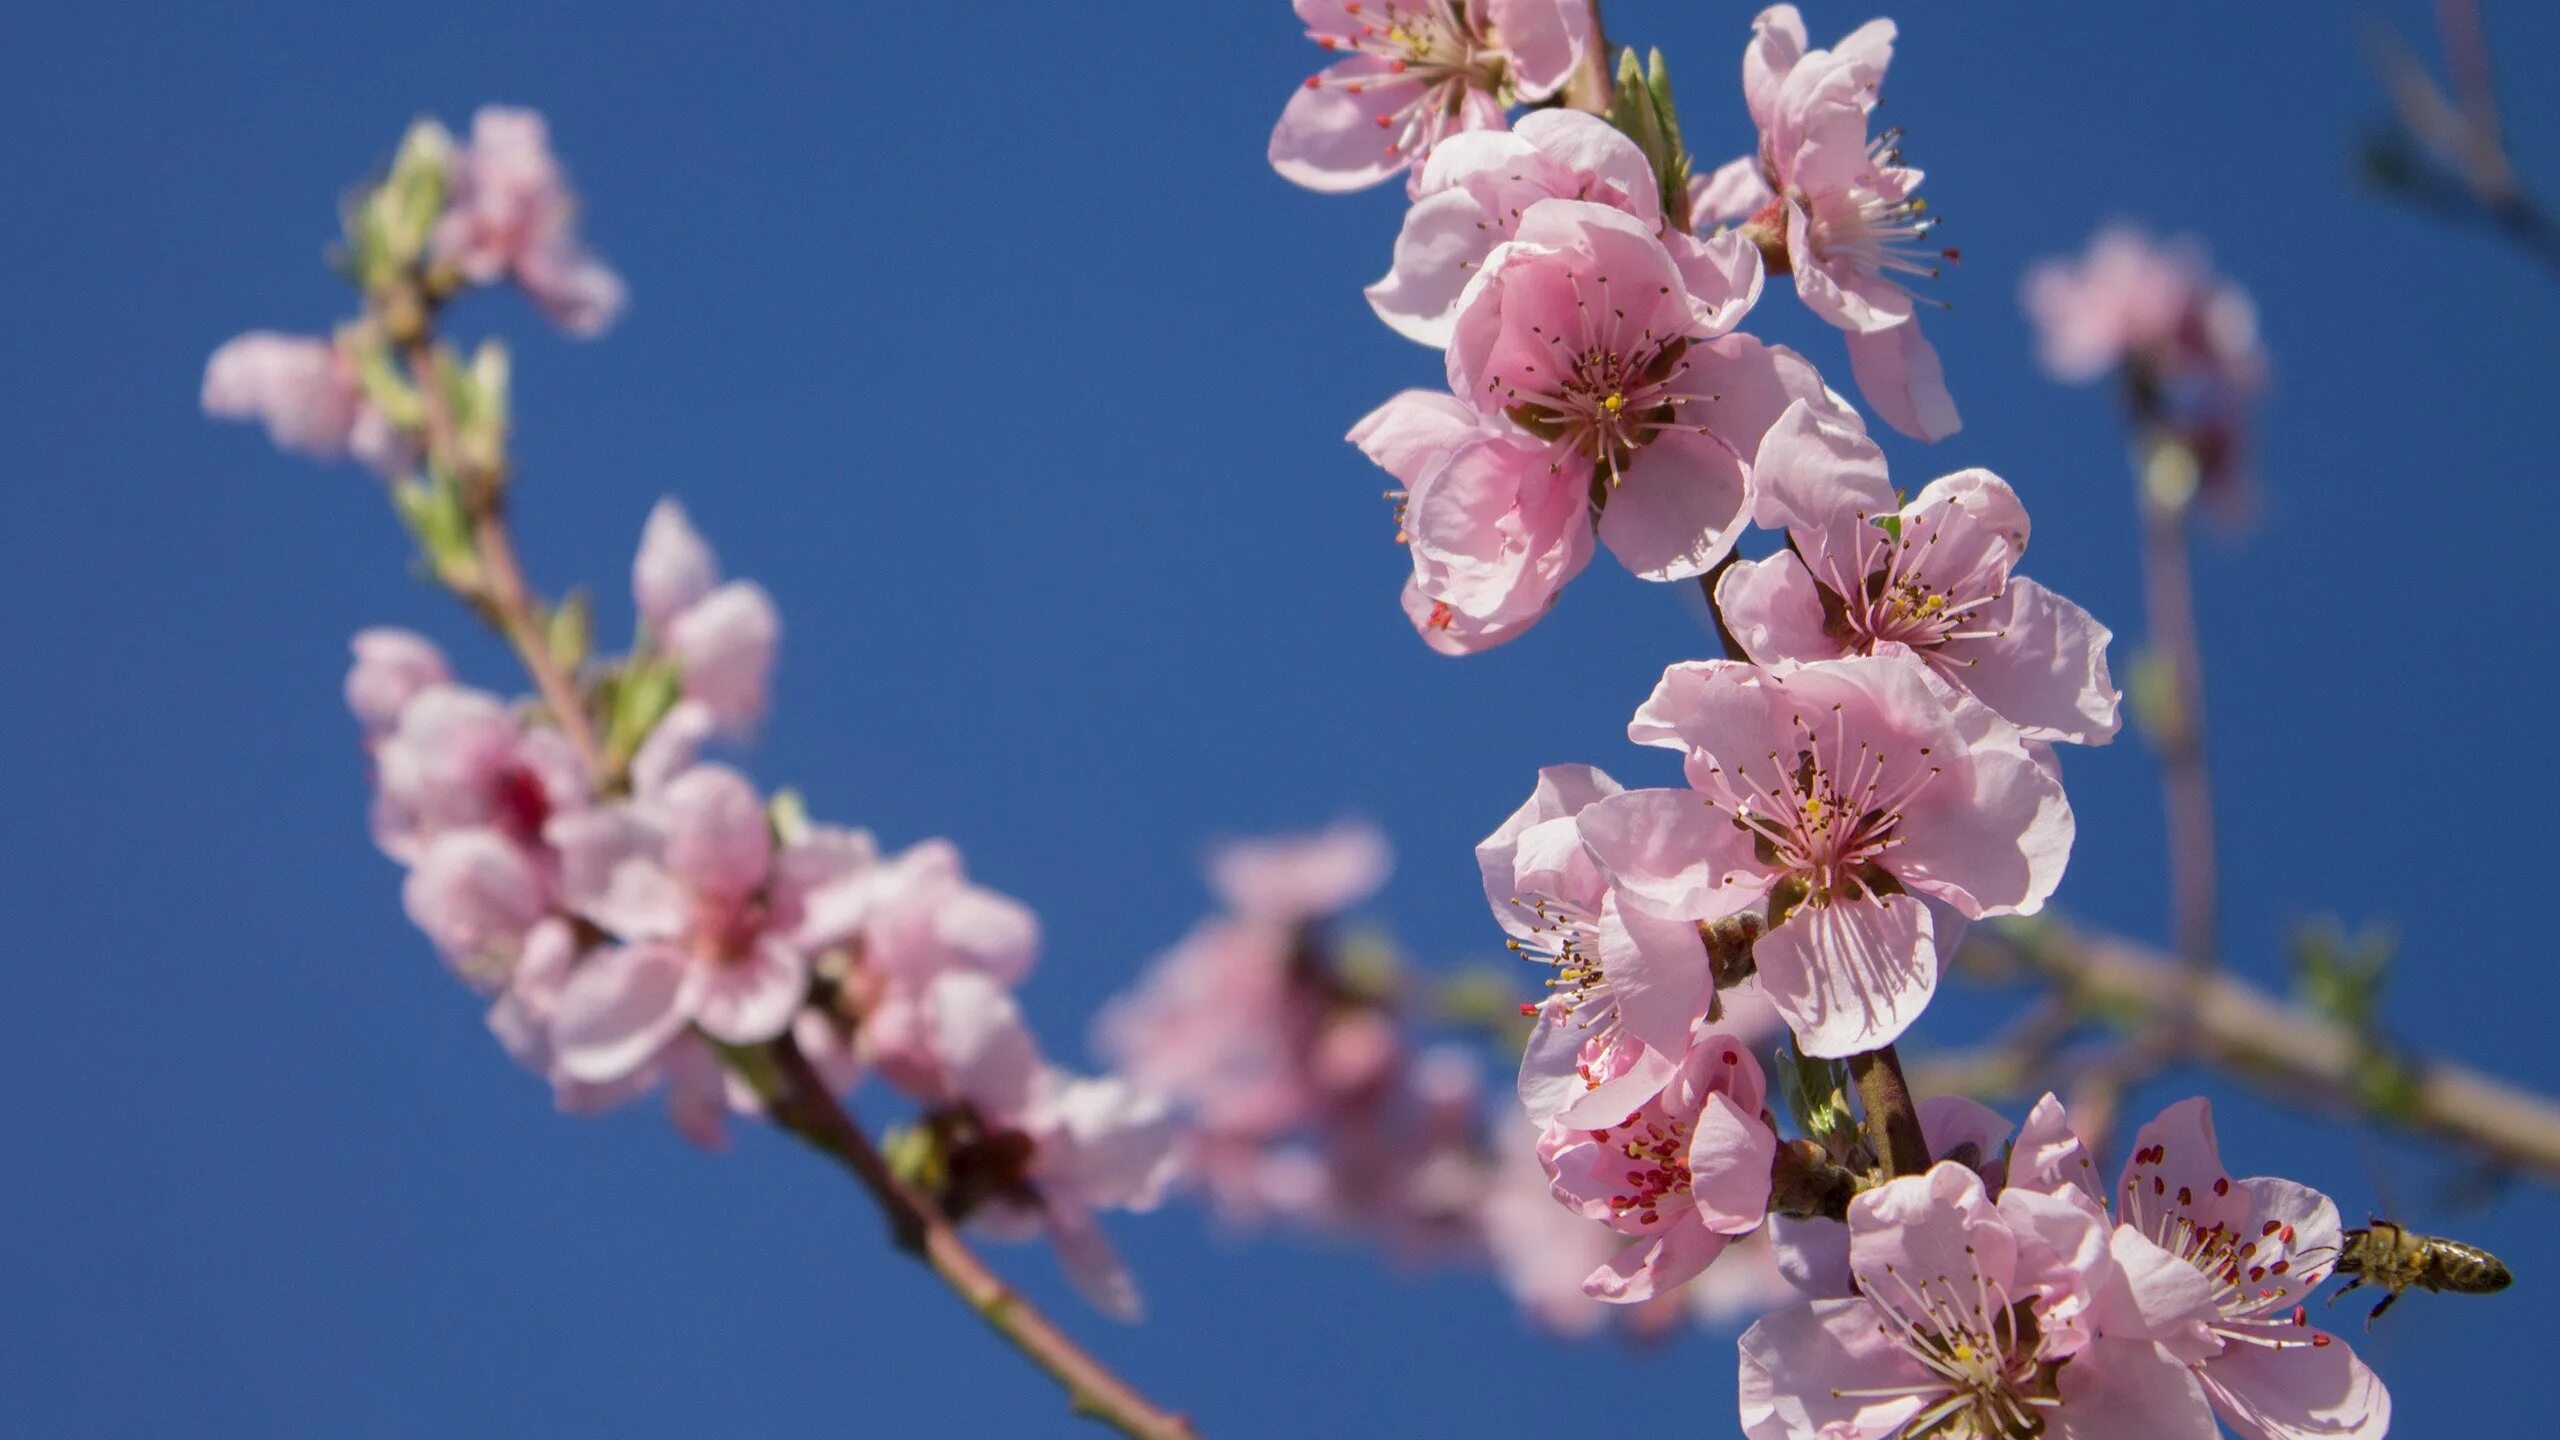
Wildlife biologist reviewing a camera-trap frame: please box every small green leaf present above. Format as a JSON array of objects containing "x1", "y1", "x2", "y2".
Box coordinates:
[{"x1": 546, "y1": 588, "x2": 593, "y2": 676}]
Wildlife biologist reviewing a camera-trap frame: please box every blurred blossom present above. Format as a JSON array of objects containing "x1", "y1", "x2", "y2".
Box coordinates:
[{"x1": 433, "y1": 106, "x2": 627, "y2": 337}]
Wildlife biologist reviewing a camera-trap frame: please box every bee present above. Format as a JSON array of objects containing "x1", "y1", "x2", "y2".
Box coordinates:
[{"x1": 2329, "y1": 1218, "x2": 2513, "y2": 1328}]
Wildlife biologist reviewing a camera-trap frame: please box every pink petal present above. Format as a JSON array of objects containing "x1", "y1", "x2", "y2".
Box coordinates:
[
  {"x1": 1575, "y1": 787, "x2": 1767, "y2": 921},
  {"x1": 927, "y1": 971, "x2": 1042, "y2": 1119},
  {"x1": 1845, "y1": 320, "x2": 1961, "y2": 441},
  {"x1": 1485, "y1": 0, "x2": 1592, "y2": 101},
  {"x1": 1742, "y1": 6, "x2": 1812, "y2": 135},
  {"x1": 1348, "y1": 389, "x2": 1486, "y2": 481},
  {"x1": 1598, "y1": 893, "x2": 1713, "y2": 1055},
  {"x1": 1595, "y1": 428, "x2": 1751, "y2": 581},
  {"x1": 1750, "y1": 397, "x2": 1896, "y2": 534},
  {"x1": 1715, "y1": 552, "x2": 1839, "y2": 666},
  {"x1": 667, "y1": 581, "x2": 779, "y2": 736},
  {"x1": 1208, "y1": 819, "x2": 1391, "y2": 924},
  {"x1": 1043, "y1": 1199, "x2": 1143, "y2": 1322},
  {"x1": 1690, "y1": 154, "x2": 1776, "y2": 230},
  {"x1": 1752, "y1": 894, "x2": 1937, "y2": 1058},
  {"x1": 1366, "y1": 188, "x2": 1505, "y2": 347},
  {"x1": 2057, "y1": 1336, "x2": 2222, "y2": 1440},
  {"x1": 1688, "y1": 1089, "x2": 1777, "y2": 1232},
  {"x1": 1268, "y1": 57, "x2": 1435, "y2": 194},
  {"x1": 551, "y1": 942, "x2": 695, "y2": 1083},
  {"x1": 1738, "y1": 1297, "x2": 1928, "y2": 1440},
  {"x1": 2197, "y1": 1328, "x2": 2390, "y2": 1440},
  {"x1": 658, "y1": 764, "x2": 773, "y2": 903},
  {"x1": 1584, "y1": 1212, "x2": 1728, "y2": 1303},
  {"x1": 633, "y1": 497, "x2": 718, "y2": 634},
  {"x1": 1942, "y1": 577, "x2": 2121, "y2": 745},
  {"x1": 691, "y1": 934, "x2": 810, "y2": 1046}
]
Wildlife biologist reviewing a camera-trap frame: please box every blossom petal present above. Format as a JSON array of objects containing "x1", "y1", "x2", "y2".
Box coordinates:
[
  {"x1": 1753, "y1": 894, "x2": 1937, "y2": 1058},
  {"x1": 1269, "y1": 57, "x2": 1435, "y2": 193},
  {"x1": 1845, "y1": 320, "x2": 1961, "y2": 441},
  {"x1": 691, "y1": 934, "x2": 809, "y2": 1045},
  {"x1": 551, "y1": 942, "x2": 694, "y2": 1083},
  {"x1": 1585, "y1": 1213, "x2": 1728, "y2": 1303},
  {"x1": 1596, "y1": 428, "x2": 1751, "y2": 581},
  {"x1": 1576, "y1": 787, "x2": 1767, "y2": 921}
]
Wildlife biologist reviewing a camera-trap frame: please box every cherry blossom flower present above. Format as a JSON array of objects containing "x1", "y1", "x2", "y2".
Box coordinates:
[
  {"x1": 1769, "y1": 1093, "x2": 2020, "y2": 1300},
  {"x1": 1207, "y1": 819, "x2": 1392, "y2": 926},
  {"x1": 368, "y1": 684, "x2": 591, "y2": 865},
  {"x1": 202, "y1": 332, "x2": 406, "y2": 471},
  {"x1": 1721, "y1": 401, "x2": 2122, "y2": 745},
  {"x1": 1357, "y1": 200, "x2": 1832, "y2": 649},
  {"x1": 1539, "y1": 1034, "x2": 1775, "y2": 1302},
  {"x1": 1740, "y1": 1162, "x2": 2220, "y2": 1440},
  {"x1": 2107, "y1": 1099, "x2": 2392, "y2": 1440},
  {"x1": 2022, "y1": 225, "x2": 2266, "y2": 510},
  {"x1": 831, "y1": 837, "x2": 1042, "y2": 1099},
  {"x1": 629, "y1": 498, "x2": 779, "y2": 737},
  {"x1": 912, "y1": 971, "x2": 1180, "y2": 1320},
  {"x1": 1479, "y1": 764, "x2": 1709, "y2": 1126},
  {"x1": 2022, "y1": 226, "x2": 2265, "y2": 391},
  {"x1": 1269, "y1": 0, "x2": 1595, "y2": 195},
  {"x1": 345, "y1": 628, "x2": 450, "y2": 741},
  {"x1": 543, "y1": 764, "x2": 868, "y2": 1083},
  {"x1": 1700, "y1": 7, "x2": 1960, "y2": 440},
  {"x1": 1577, "y1": 654, "x2": 2073, "y2": 1057},
  {"x1": 432, "y1": 106, "x2": 626, "y2": 338},
  {"x1": 1368, "y1": 109, "x2": 1763, "y2": 347}
]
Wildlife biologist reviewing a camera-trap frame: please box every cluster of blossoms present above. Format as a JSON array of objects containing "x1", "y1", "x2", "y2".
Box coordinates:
[
  {"x1": 1328, "y1": 5, "x2": 1977, "y2": 656},
  {"x1": 202, "y1": 106, "x2": 625, "y2": 472},
  {"x1": 208, "y1": 110, "x2": 1179, "y2": 1320},
  {"x1": 2022, "y1": 225, "x2": 2268, "y2": 512},
  {"x1": 1291, "y1": 3, "x2": 2396, "y2": 1433},
  {"x1": 1742, "y1": 1095, "x2": 2386, "y2": 1440},
  {"x1": 1099, "y1": 821, "x2": 1793, "y2": 1338}
]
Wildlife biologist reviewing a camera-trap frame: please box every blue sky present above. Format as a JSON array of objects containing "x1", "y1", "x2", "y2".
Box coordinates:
[{"x1": 6, "y1": 2, "x2": 2558, "y2": 1435}]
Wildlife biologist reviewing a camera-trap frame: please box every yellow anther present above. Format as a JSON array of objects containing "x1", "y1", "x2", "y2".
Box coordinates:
[{"x1": 1601, "y1": 392, "x2": 1627, "y2": 414}]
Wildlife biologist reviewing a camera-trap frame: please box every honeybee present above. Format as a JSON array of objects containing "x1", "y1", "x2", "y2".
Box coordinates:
[{"x1": 2329, "y1": 1219, "x2": 2513, "y2": 1328}]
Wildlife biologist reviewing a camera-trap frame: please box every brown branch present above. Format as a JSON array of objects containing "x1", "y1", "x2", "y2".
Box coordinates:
[
  {"x1": 762, "y1": 1039, "x2": 1200, "y2": 1440},
  {"x1": 1849, "y1": 1044, "x2": 1931, "y2": 1179},
  {"x1": 400, "y1": 336, "x2": 605, "y2": 774},
  {"x1": 1959, "y1": 918, "x2": 2560, "y2": 1185},
  {"x1": 2135, "y1": 460, "x2": 2217, "y2": 987}
]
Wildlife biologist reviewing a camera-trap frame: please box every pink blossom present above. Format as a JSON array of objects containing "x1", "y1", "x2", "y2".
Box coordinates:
[
  {"x1": 1270, "y1": 0, "x2": 1596, "y2": 195},
  {"x1": 831, "y1": 838, "x2": 1042, "y2": 1099},
  {"x1": 345, "y1": 628, "x2": 450, "y2": 740},
  {"x1": 1741, "y1": 1161, "x2": 2219, "y2": 1440},
  {"x1": 543, "y1": 764, "x2": 868, "y2": 1082},
  {"x1": 1207, "y1": 818, "x2": 1392, "y2": 926},
  {"x1": 2107, "y1": 1099, "x2": 2391, "y2": 1440},
  {"x1": 403, "y1": 827, "x2": 552, "y2": 965},
  {"x1": 432, "y1": 107, "x2": 626, "y2": 338},
  {"x1": 1359, "y1": 201, "x2": 1832, "y2": 649},
  {"x1": 1577, "y1": 654, "x2": 2073, "y2": 1057},
  {"x1": 1479, "y1": 764, "x2": 1709, "y2": 1126},
  {"x1": 629, "y1": 499, "x2": 778, "y2": 737},
  {"x1": 914, "y1": 972, "x2": 1179, "y2": 1320},
  {"x1": 1368, "y1": 110, "x2": 1764, "y2": 347},
  {"x1": 1768, "y1": 1093, "x2": 2020, "y2": 1299},
  {"x1": 1538, "y1": 1034, "x2": 1775, "y2": 1302},
  {"x1": 1703, "y1": 7, "x2": 1960, "y2": 440},
  {"x1": 369, "y1": 685, "x2": 591, "y2": 865},
  {"x1": 203, "y1": 332, "x2": 406, "y2": 471},
  {"x1": 1721, "y1": 401, "x2": 2122, "y2": 745},
  {"x1": 1096, "y1": 915, "x2": 1318, "y2": 1146},
  {"x1": 2021, "y1": 226, "x2": 2265, "y2": 390}
]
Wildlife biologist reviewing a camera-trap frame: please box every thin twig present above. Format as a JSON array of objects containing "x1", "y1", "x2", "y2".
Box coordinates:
[
  {"x1": 2136, "y1": 468, "x2": 2218, "y2": 988},
  {"x1": 764, "y1": 1038, "x2": 1200, "y2": 1440},
  {"x1": 401, "y1": 337, "x2": 605, "y2": 773}
]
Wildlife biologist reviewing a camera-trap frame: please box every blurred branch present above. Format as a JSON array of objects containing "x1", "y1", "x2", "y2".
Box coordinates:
[
  {"x1": 760, "y1": 1038, "x2": 1201, "y2": 1440},
  {"x1": 2363, "y1": 1, "x2": 2560, "y2": 281},
  {"x1": 1950, "y1": 917, "x2": 2560, "y2": 1185}
]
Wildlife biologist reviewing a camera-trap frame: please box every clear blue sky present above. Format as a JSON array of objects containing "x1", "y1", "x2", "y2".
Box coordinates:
[{"x1": 6, "y1": 2, "x2": 2557, "y2": 1435}]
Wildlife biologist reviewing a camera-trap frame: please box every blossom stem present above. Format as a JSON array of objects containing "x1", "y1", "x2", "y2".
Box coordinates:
[
  {"x1": 399, "y1": 335, "x2": 606, "y2": 777},
  {"x1": 760, "y1": 1037, "x2": 1200, "y2": 1440},
  {"x1": 1848, "y1": 1044, "x2": 1931, "y2": 1178},
  {"x1": 1697, "y1": 555, "x2": 1746, "y2": 659},
  {"x1": 2136, "y1": 458, "x2": 2217, "y2": 987}
]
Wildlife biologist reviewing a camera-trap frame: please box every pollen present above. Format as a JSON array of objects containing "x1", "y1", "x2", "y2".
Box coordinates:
[{"x1": 1600, "y1": 392, "x2": 1627, "y2": 414}]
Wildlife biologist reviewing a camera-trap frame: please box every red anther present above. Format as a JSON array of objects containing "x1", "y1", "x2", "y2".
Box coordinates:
[
  {"x1": 2154, "y1": 1178, "x2": 2165, "y2": 1196},
  {"x1": 1941, "y1": 247, "x2": 1962, "y2": 262},
  {"x1": 2312, "y1": 1334, "x2": 2333, "y2": 1348},
  {"x1": 1389, "y1": 59, "x2": 1408, "y2": 73},
  {"x1": 1722, "y1": 1050, "x2": 1740, "y2": 1066},
  {"x1": 2271, "y1": 1261, "x2": 2290, "y2": 1275},
  {"x1": 1518, "y1": 1002, "x2": 1538, "y2": 1016},
  {"x1": 1318, "y1": 36, "x2": 1340, "y2": 49},
  {"x1": 2291, "y1": 1306, "x2": 2308, "y2": 1326},
  {"x1": 1305, "y1": 75, "x2": 1324, "y2": 89},
  {"x1": 2280, "y1": 1225, "x2": 2296, "y2": 1244},
  {"x1": 2263, "y1": 1221, "x2": 2284, "y2": 1237},
  {"x1": 1374, "y1": 114, "x2": 1393, "y2": 128},
  {"x1": 2178, "y1": 1187, "x2": 2193, "y2": 1207},
  {"x1": 2213, "y1": 1177, "x2": 2230, "y2": 1196}
]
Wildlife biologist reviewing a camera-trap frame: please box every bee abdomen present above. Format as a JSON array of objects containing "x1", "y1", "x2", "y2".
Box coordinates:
[{"x1": 2422, "y1": 1241, "x2": 2515, "y2": 1295}]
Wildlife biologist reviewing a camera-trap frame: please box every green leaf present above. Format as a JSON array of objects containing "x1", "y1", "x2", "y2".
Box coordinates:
[{"x1": 546, "y1": 588, "x2": 593, "y2": 677}]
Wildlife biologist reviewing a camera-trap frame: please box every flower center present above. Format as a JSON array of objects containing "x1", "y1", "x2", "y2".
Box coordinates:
[
  {"x1": 1495, "y1": 302, "x2": 1693, "y2": 488},
  {"x1": 1596, "y1": 1112, "x2": 1693, "y2": 1226},
  {"x1": 1839, "y1": 1269, "x2": 2059, "y2": 1439},
  {"x1": 1794, "y1": 129, "x2": 1958, "y2": 287},
  {"x1": 1710, "y1": 712, "x2": 1939, "y2": 907}
]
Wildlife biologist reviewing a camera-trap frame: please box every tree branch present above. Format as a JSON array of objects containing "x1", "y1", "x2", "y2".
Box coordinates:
[
  {"x1": 1957, "y1": 918, "x2": 2560, "y2": 1184},
  {"x1": 762, "y1": 1039, "x2": 1200, "y2": 1440}
]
